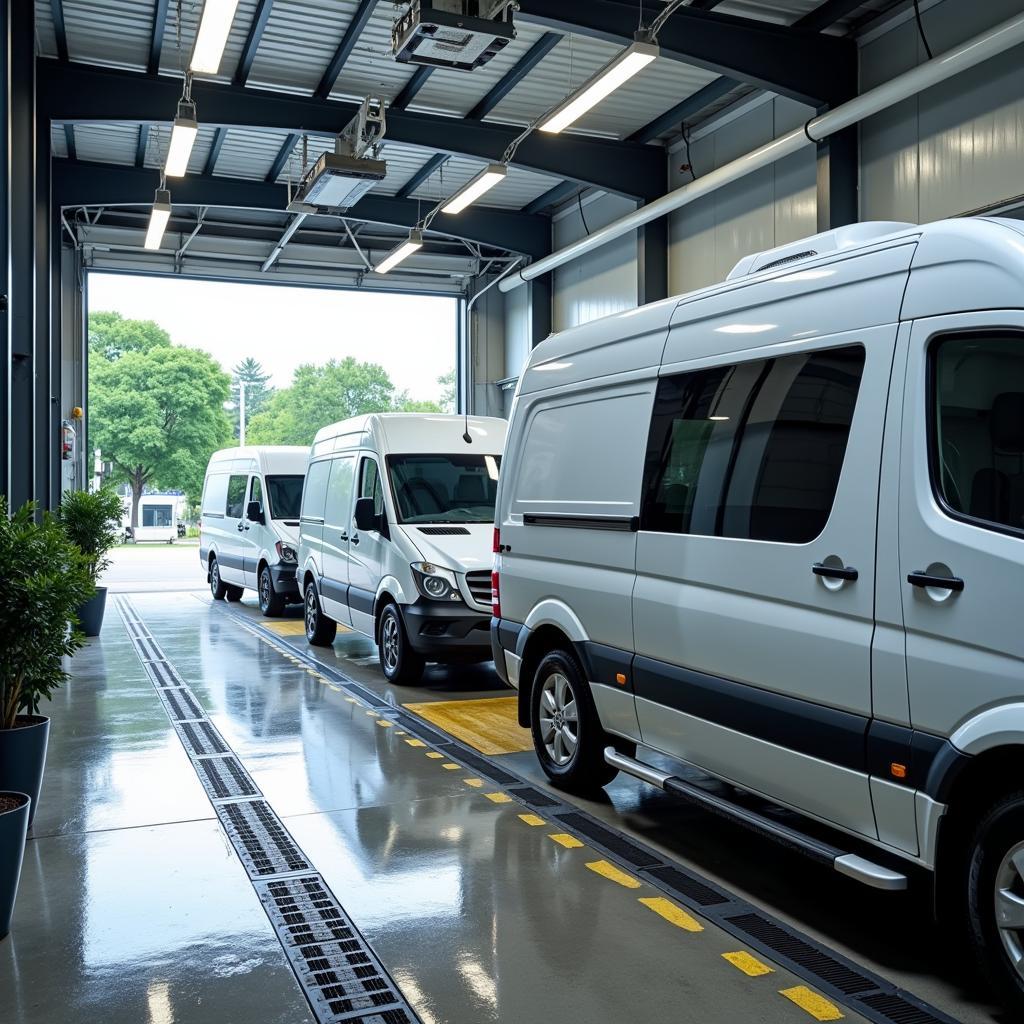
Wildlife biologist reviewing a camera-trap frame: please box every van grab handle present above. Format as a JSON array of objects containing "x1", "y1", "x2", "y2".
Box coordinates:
[{"x1": 812, "y1": 563, "x2": 858, "y2": 581}]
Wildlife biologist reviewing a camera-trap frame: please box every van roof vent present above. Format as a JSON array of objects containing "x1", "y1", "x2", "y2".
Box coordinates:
[{"x1": 726, "y1": 222, "x2": 915, "y2": 281}]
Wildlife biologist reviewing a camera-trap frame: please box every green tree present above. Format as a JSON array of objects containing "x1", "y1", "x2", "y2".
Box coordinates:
[
  {"x1": 438, "y1": 368, "x2": 456, "y2": 413},
  {"x1": 89, "y1": 311, "x2": 172, "y2": 362},
  {"x1": 89, "y1": 345, "x2": 232, "y2": 526},
  {"x1": 231, "y1": 357, "x2": 274, "y2": 439},
  {"x1": 247, "y1": 358, "x2": 397, "y2": 446},
  {"x1": 394, "y1": 396, "x2": 443, "y2": 413}
]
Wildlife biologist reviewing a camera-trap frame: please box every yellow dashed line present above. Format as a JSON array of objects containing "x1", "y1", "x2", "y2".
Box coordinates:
[
  {"x1": 366, "y1": 710, "x2": 379, "y2": 717},
  {"x1": 585, "y1": 860, "x2": 641, "y2": 889},
  {"x1": 441, "y1": 763, "x2": 460, "y2": 770},
  {"x1": 722, "y1": 952, "x2": 774, "y2": 977},
  {"x1": 779, "y1": 987, "x2": 844, "y2": 1021},
  {"x1": 485, "y1": 792, "x2": 513, "y2": 804},
  {"x1": 463, "y1": 778, "x2": 484, "y2": 788},
  {"x1": 639, "y1": 897, "x2": 704, "y2": 933},
  {"x1": 375, "y1": 720, "x2": 393, "y2": 728},
  {"x1": 426, "y1": 752, "x2": 444, "y2": 760},
  {"x1": 548, "y1": 833, "x2": 583, "y2": 849},
  {"x1": 518, "y1": 814, "x2": 546, "y2": 826},
  {"x1": 405, "y1": 739, "x2": 426, "y2": 748},
  {"x1": 345, "y1": 697, "x2": 358, "y2": 704},
  {"x1": 395, "y1": 731, "x2": 406, "y2": 736}
]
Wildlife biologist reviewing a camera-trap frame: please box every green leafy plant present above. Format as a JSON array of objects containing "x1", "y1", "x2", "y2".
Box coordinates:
[
  {"x1": 0, "y1": 499, "x2": 94, "y2": 729},
  {"x1": 57, "y1": 487, "x2": 125, "y2": 582}
]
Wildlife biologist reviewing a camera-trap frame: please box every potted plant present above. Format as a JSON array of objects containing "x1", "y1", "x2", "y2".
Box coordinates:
[
  {"x1": 0, "y1": 499, "x2": 92, "y2": 845},
  {"x1": 0, "y1": 794, "x2": 29, "y2": 939},
  {"x1": 57, "y1": 486, "x2": 124, "y2": 636}
]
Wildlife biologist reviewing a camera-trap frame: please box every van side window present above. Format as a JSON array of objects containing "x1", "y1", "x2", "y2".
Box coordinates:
[
  {"x1": 202, "y1": 473, "x2": 229, "y2": 517},
  {"x1": 641, "y1": 346, "x2": 865, "y2": 543},
  {"x1": 325, "y1": 456, "x2": 356, "y2": 525},
  {"x1": 301, "y1": 461, "x2": 331, "y2": 521},
  {"x1": 249, "y1": 476, "x2": 262, "y2": 511},
  {"x1": 360, "y1": 458, "x2": 384, "y2": 517},
  {"x1": 932, "y1": 333, "x2": 1024, "y2": 535},
  {"x1": 225, "y1": 475, "x2": 248, "y2": 519}
]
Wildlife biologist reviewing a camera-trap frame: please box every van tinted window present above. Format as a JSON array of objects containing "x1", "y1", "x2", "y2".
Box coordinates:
[
  {"x1": 202, "y1": 473, "x2": 229, "y2": 516},
  {"x1": 325, "y1": 456, "x2": 356, "y2": 526},
  {"x1": 301, "y1": 461, "x2": 331, "y2": 521},
  {"x1": 641, "y1": 346, "x2": 864, "y2": 543},
  {"x1": 226, "y1": 475, "x2": 248, "y2": 519},
  {"x1": 932, "y1": 333, "x2": 1024, "y2": 535},
  {"x1": 360, "y1": 458, "x2": 384, "y2": 517}
]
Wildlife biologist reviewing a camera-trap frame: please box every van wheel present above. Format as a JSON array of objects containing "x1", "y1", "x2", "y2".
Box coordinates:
[
  {"x1": 378, "y1": 604, "x2": 423, "y2": 685},
  {"x1": 966, "y1": 791, "x2": 1024, "y2": 1011},
  {"x1": 304, "y1": 580, "x2": 336, "y2": 647},
  {"x1": 210, "y1": 557, "x2": 228, "y2": 600},
  {"x1": 225, "y1": 584, "x2": 244, "y2": 602},
  {"x1": 530, "y1": 650, "x2": 619, "y2": 793},
  {"x1": 259, "y1": 566, "x2": 285, "y2": 617}
]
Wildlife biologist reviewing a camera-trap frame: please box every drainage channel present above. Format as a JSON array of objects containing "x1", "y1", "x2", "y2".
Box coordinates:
[
  {"x1": 219, "y1": 601, "x2": 963, "y2": 1024},
  {"x1": 114, "y1": 596, "x2": 420, "y2": 1024}
]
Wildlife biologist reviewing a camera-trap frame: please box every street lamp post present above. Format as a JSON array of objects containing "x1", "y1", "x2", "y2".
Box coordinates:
[{"x1": 224, "y1": 380, "x2": 248, "y2": 446}]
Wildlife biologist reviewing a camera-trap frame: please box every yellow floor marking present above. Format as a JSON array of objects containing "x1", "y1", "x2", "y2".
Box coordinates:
[
  {"x1": 548, "y1": 833, "x2": 583, "y2": 849},
  {"x1": 639, "y1": 897, "x2": 704, "y2": 933},
  {"x1": 485, "y1": 792, "x2": 513, "y2": 804},
  {"x1": 441, "y1": 763, "x2": 460, "y2": 770},
  {"x1": 395, "y1": 731, "x2": 406, "y2": 736},
  {"x1": 519, "y1": 814, "x2": 546, "y2": 826},
  {"x1": 426, "y1": 752, "x2": 445, "y2": 760},
  {"x1": 722, "y1": 952, "x2": 774, "y2": 977},
  {"x1": 366, "y1": 709, "x2": 379, "y2": 716},
  {"x1": 404, "y1": 739, "x2": 426, "y2": 748},
  {"x1": 463, "y1": 778, "x2": 484, "y2": 788},
  {"x1": 375, "y1": 720, "x2": 393, "y2": 728},
  {"x1": 779, "y1": 988, "x2": 844, "y2": 1021},
  {"x1": 585, "y1": 860, "x2": 641, "y2": 889},
  {"x1": 402, "y1": 697, "x2": 531, "y2": 755},
  {"x1": 265, "y1": 620, "x2": 307, "y2": 636}
]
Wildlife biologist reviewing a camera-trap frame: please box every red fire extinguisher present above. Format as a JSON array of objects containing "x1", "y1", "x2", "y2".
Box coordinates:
[{"x1": 61, "y1": 419, "x2": 76, "y2": 462}]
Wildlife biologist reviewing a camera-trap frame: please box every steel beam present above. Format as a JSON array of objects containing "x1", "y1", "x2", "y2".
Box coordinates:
[
  {"x1": 628, "y1": 76, "x2": 738, "y2": 144},
  {"x1": 516, "y1": 0, "x2": 855, "y2": 107},
  {"x1": 39, "y1": 62, "x2": 666, "y2": 202},
  {"x1": 397, "y1": 152, "x2": 448, "y2": 200},
  {"x1": 51, "y1": 160, "x2": 552, "y2": 260},
  {"x1": 638, "y1": 215, "x2": 668, "y2": 306},
  {"x1": 267, "y1": 132, "x2": 299, "y2": 183},
  {"x1": 204, "y1": 126, "x2": 227, "y2": 176},
  {"x1": 50, "y1": 0, "x2": 69, "y2": 61},
  {"x1": 816, "y1": 124, "x2": 858, "y2": 230},
  {"x1": 316, "y1": 0, "x2": 378, "y2": 99},
  {"x1": 235, "y1": 0, "x2": 274, "y2": 85},
  {"x1": 524, "y1": 180, "x2": 578, "y2": 215},
  {"x1": 261, "y1": 212, "x2": 306, "y2": 272},
  {"x1": 467, "y1": 32, "x2": 561, "y2": 121},
  {"x1": 63, "y1": 123, "x2": 76, "y2": 160},
  {"x1": 794, "y1": 0, "x2": 867, "y2": 32},
  {"x1": 148, "y1": 0, "x2": 169, "y2": 75},
  {"x1": 392, "y1": 66, "x2": 433, "y2": 111},
  {"x1": 135, "y1": 124, "x2": 149, "y2": 167}
]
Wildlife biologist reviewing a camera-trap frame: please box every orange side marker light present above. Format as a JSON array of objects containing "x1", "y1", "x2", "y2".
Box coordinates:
[
  {"x1": 890, "y1": 763, "x2": 907, "y2": 780},
  {"x1": 615, "y1": 673, "x2": 627, "y2": 686}
]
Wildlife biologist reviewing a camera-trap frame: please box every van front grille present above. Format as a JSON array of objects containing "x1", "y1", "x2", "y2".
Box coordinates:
[{"x1": 465, "y1": 570, "x2": 491, "y2": 607}]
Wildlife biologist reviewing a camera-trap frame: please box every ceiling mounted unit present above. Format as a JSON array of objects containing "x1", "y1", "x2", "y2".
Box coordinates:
[{"x1": 393, "y1": 1, "x2": 516, "y2": 72}]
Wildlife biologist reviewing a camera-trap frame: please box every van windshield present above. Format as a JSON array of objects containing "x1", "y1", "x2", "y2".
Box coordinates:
[
  {"x1": 266, "y1": 475, "x2": 304, "y2": 521},
  {"x1": 388, "y1": 454, "x2": 500, "y2": 524}
]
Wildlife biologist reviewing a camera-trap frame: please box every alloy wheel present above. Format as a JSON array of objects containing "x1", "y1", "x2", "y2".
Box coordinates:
[
  {"x1": 382, "y1": 614, "x2": 400, "y2": 673},
  {"x1": 995, "y1": 840, "x2": 1024, "y2": 979},
  {"x1": 210, "y1": 562, "x2": 219, "y2": 597},
  {"x1": 539, "y1": 671, "x2": 579, "y2": 767},
  {"x1": 305, "y1": 587, "x2": 318, "y2": 637},
  {"x1": 260, "y1": 571, "x2": 271, "y2": 612}
]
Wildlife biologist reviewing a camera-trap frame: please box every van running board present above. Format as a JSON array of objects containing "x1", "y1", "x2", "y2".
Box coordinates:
[{"x1": 604, "y1": 748, "x2": 908, "y2": 892}]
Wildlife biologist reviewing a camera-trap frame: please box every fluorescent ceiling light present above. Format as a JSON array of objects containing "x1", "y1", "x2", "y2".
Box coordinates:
[
  {"x1": 376, "y1": 229, "x2": 423, "y2": 275},
  {"x1": 190, "y1": 0, "x2": 240, "y2": 75},
  {"x1": 441, "y1": 164, "x2": 508, "y2": 215},
  {"x1": 164, "y1": 100, "x2": 198, "y2": 178},
  {"x1": 144, "y1": 189, "x2": 172, "y2": 251},
  {"x1": 539, "y1": 40, "x2": 659, "y2": 134}
]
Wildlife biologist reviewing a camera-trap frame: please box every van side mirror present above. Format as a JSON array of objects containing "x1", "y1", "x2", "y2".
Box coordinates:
[
  {"x1": 246, "y1": 500, "x2": 264, "y2": 524},
  {"x1": 354, "y1": 497, "x2": 379, "y2": 533}
]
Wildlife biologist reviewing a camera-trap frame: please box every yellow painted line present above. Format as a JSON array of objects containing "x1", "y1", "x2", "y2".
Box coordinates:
[
  {"x1": 548, "y1": 833, "x2": 583, "y2": 849},
  {"x1": 366, "y1": 710, "x2": 379, "y2": 717},
  {"x1": 441, "y1": 763, "x2": 460, "y2": 770},
  {"x1": 639, "y1": 897, "x2": 704, "y2": 933},
  {"x1": 402, "y1": 696, "x2": 531, "y2": 755},
  {"x1": 463, "y1": 778, "x2": 484, "y2": 788},
  {"x1": 485, "y1": 792, "x2": 513, "y2": 804},
  {"x1": 404, "y1": 739, "x2": 426, "y2": 748},
  {"x1": 722, "y1": 952, "x2": 774, "y2": 977},
  {"x1": 519, "y1": 814, "x2": 546, "y2": 826},
  {"x1": 395, "y1": 731, "x2": 406, "y2": 736},
  {"x1": 585, "y1": 860, "x2": 641, "y2": 889},
  {"x1": 779, "y1": 988, "x2": 843, "y2": 1021},
  {"x1": 426, "y1": 752, "x2": 445, "y2": 760},
  {"x1": 265, "y1": 620, "x2": 308, "y2": 636},
  {"x1": 375, "y1": 720, "x2": 393, "y2": 728}
]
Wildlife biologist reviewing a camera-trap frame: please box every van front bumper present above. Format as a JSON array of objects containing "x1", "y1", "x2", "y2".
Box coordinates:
[
  {"x1": 402, "y1": 601, "x2": 492, "y2": 661},
  {"x1": 270, "y1": 563, "x2": 300, "y2": 597}
]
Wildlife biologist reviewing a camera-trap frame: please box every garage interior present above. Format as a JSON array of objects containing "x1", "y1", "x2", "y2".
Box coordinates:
[{"x1": 2, "y1": 1, "x2": 1024, "y2": 1022}]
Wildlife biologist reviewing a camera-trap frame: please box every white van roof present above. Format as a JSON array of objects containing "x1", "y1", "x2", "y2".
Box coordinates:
[
  {"x1": 520, "y1": 217, "x2": 1024, "y2": 394},
  {"x1": 311, "y1": 413, "x2": 507, "y2": 458},
  {"x1": 206, "y1": 446, "x2": 309, "y2": 476}
]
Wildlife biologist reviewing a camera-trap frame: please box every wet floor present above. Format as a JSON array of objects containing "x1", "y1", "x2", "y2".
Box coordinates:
[{"x1": 0, "y1": 589, "x2": 1002, "y2": 1023}]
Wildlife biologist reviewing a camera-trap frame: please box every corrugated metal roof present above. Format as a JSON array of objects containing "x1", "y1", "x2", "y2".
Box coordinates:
[
  {"x1": 157, "y1": 0, "x2": 264, "y2": 83},
  {"x1": 69, "y1": 121, "x2": 140, "y2": 164}
]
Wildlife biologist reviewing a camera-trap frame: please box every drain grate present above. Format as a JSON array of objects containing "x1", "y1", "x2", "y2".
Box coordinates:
[
  {"x1": 217, "y1": 799, "x2": 311, "y2": 878},
  {"x1": 858, "y1": 993, "x2": 958, "y2": 1024},
  {"x1": 444, "y1": 747, "x2": 518, "y2": 785},
  {"x1": 146, "y1": 660, "x2": 187, "y2": 688},
  {"x1": 554, "y1": 812, "x2": 662, "y2": 869},
  {"x1": 194, "y1": 755, "x2": 260, "y2": 801},
  {"x1": 507, "y1": 785, "x2": 562, "y2": 809},
  {"x1": 646, "y1": 864, "x2": 730, "y2": 908},
  {"x1": 134, "y1": 636, "x2": 163, "y2": 662},
  {"x1": 258, "y1": 876, "x2": 418, "y2": 1023},
  {"x1": 159, "y1": 686, "x2": 205, "y2": 722},
  {"x1": 176, "y1": 719, "x2": 229, "y2": 757}
]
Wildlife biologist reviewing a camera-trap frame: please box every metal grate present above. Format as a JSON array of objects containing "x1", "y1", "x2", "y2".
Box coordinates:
[
  {"x1": 554, "y1": 812, "x2": 662, "y2": 869},
  {"x1": 194, "y1": 755, "x2": 260, "y2": 801},
  {"x1": 175, "y1": 719, "x2": 230, "y2": 757},
  {"x1": 442, "y1": 746, "x2": 517, "y2": 784},
  {"x1": 858, "y1": 993, "x2": 957, "y2": 1024},
  {"x1": 758, "y1": 249, "x2": 818, "y2": 272},
  {"x1": 418, "y1": 526, "x2": 470, "y2": 536},
  {"x1": 159, "y1": 686, "x2": 206, "y2": 722},
  {"x1": 134, "y1": 636, "x2": 163, "y2": 662},
  {"x1": 465, "y1": 570, "x2": 491, "y2": 606},
  {"x1": 258, "y1": 875, "x2": 418, "y2": 1024},
  {"x1": 216, "y1": 800, "x2": 312, "y2": 878},
  {"x1": 646, "y1": 864, "x2": 730, "y2": 908},
  {"x1": 146, "y1": 660, "x2": 187, "y2": 688},
  {"x1": 507, "y1": 785, "x2": 562, "y2": 809}
]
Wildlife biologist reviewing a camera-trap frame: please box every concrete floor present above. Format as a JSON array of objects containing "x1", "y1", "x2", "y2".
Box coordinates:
[{"x1": 0, "y1": 586, "x2": 1002, "y2": 1023}]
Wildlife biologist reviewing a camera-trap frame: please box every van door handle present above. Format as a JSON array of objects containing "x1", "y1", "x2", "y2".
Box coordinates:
[
  {"x1": 812, "y1": 563, "x2": 858, "y2": 581},
  {"x1": 908, "y1": 572, "x2": 964, "y2": 592},
  {"x1": 350, "y1": 535, "x2": 359, "y2": 546},
  {"x1": 236, "y1": 523, "x2": 244, "y2": 532},
  {"x1": 339, "y1": 532, "x2": 349, "y2": 542}
]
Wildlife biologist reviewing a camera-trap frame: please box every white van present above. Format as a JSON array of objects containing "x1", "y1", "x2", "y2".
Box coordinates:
[
  {"x1": 297, "y1": 413, "x2": 506, "y2": 684},
  {"x1": 492, "y1": 218, "x2": 1024, "y2": 1010},
  {"x1": 200, "y1": 446, "x2": 309, "y2": 615}
]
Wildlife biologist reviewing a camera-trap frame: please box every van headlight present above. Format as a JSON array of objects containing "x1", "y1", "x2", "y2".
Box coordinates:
[
  {"x1": 275, "y1": 542, "x2": 297, "y2": 563},
  {"x1": 411, "y1": 562, "x2": 462, "y2": 602}
]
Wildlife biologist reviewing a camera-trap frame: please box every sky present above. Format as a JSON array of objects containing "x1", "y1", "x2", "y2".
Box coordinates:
[{"x1": 87, "y1": 274, "x2": 458, "y2": 405}]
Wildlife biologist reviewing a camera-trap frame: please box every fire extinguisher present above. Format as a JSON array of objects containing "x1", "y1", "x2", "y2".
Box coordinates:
[{"x1": 61, "y1": 419, "x2": 76, "y2": 462}]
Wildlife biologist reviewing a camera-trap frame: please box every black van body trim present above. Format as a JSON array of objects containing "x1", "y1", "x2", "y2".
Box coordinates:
[{"x1": 522, "y1": 513, "x2": 639, "y2": 532}]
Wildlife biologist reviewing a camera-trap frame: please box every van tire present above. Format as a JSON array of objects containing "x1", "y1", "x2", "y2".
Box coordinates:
[
  {"x1": 225, "y1": 584, "x2": 243, "y2": 602},
  {"x1": 259, "y1": 566, "x2": 285, "y2": 617},
  {"x1": 966, "y1": 791, "x2": 1024, "y2": 1011},
  {"x1": 304, "y1": 580, "x2": 337, "y2": 647},
  {"x1": 530, "y1": 649, "x2": 618, "y2": 793},
  {"x1": 210, "y1": 557, "x2": 228, "y2": 600},
  {"x1": 378, "y1": 604, "x2": 423, "y2": 685}
]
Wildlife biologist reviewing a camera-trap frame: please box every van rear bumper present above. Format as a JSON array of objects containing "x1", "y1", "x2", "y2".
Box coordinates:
[{"x1": 402, "y1": 601, "x2": 491, "y2": 661}]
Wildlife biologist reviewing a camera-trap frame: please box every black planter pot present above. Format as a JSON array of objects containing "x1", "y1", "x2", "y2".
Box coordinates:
[
  {"x1": 0, "y1": 717, "x2": 49, "y2": 829},
  {"x1": 77, "y1": 586, "x2": 108, "y2": 637},
  {"x1": 0, "y1": 792, "x2": 29, "y2": 940}
]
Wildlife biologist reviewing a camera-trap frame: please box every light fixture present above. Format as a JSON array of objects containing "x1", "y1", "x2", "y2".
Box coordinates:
[
  {"x1": 375, "y1": 229, "x2": 423, "y2": 275},
  {"x1": 539, "y1": 39, "x2": 659, "y2": 134},
  {"x1": 165, "y1": 99, "x2": 198, "y2": 178},
  {"x1": 144, "y1": 187, "x2": 172, "y2": 251},
  {"x1": 190, "y1": 0, "x2": 240, "y2": 75},
  {"x1": 441, "y1": 163, "x2": 508, "y2": 215}
]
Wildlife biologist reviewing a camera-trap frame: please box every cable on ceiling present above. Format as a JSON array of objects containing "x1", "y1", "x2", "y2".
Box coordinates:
[
  {"x1": 578, "y1": 191, "x2": 591, "y2": 236},
  {"x1": 912, "y1": 0, "x2": 934, "y2": 60}
]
